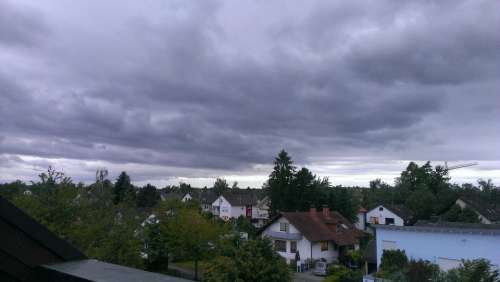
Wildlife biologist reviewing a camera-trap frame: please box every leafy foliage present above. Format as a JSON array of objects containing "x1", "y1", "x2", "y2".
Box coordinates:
[
  {"x1": 265, "y1": 150, "x2": 358, "y2": 220},
  {"x1": 447, "y1": 259, "x2": 500, "y2": 282},
  {"x1": 443, "y1": 205, "x2": 480, "y2": 223},
  {"x1": 155, "y1": 198, "x2": 225, "y2": 280},
  {"x1": 405, "y1": 259, "x2": 440, "y2": 282},
  {"x1": 325, "y1": 265, "x2": 362, "y2": 282},
  {"x1": 378, "y1": 250, "x2": 500, "y2": 282},
  {"x1": 136, "y1": 183, "x2": 160, "y2": 208},
  {"x1": 213, "y1": 178, "x2": 230, "y2": 196},
  {"x1": 204, "y1": 238, "x2": 291, "y2": 282},
  {"x1": 379, "y1": 249, "x2": 408, "y2": 277},
  {"x1": 113, "y1": 171, "x2": 135, "y2": 205}
]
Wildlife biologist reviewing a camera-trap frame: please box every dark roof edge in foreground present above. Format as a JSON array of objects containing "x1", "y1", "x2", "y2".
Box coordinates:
[
  {"x1": 39, "y1": 259, "x2": 192, "y2": 282},
  {"x1": 0, "y1": 196, "x2": 86, "y2": 261}
]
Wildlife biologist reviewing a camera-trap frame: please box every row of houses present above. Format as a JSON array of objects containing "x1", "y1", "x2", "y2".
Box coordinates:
[
  {"x1": 161, "y1": 188, "x2": 500, "y2": 272},
  {"x1": 258, "y1": 197, "x2": 500, "y2": 272}
]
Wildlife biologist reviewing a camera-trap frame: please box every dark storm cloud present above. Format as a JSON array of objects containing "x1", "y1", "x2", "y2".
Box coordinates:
[
  {"x1": 0, "y1": 0, "x2": 499, "y2": 183},
  {"x1": 0, "y1": 1, "x2": 47, "y2": 46}
]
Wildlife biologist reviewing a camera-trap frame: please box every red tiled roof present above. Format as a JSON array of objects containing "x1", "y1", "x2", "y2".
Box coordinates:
[{"x1": 280, "y1": 211, "x2": 366, "y2": 246}]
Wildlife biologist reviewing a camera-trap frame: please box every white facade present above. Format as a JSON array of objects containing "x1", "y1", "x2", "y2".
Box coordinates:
[
  {"x1": 367, "y1": 205, "x2": 404, "y2": 226},
  {"x1": 262, "y1": 217, "x2": 339, "y2": 263},
  {"x1": 376, "y1": 226, "x2": 500, "y2": 271},
  {"x1": 355, "y1": 211, "x2": 366, "y2": 230},
  {"x1": 181, "y1": 193, "x2": 192, "y2": 202}
]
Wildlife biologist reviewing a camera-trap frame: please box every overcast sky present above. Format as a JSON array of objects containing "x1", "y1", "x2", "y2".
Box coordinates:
[{"x1": 1, "y1": 0, "x2": 499, "y2": 188}]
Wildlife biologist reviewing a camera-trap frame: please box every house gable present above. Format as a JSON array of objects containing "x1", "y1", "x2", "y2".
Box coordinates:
[
  {"x1": 366, "y1": 205, "x2": 405, "y2": 226},
  {"x1": 456, "y1": 198, "x2": 494, "y2": 224}
]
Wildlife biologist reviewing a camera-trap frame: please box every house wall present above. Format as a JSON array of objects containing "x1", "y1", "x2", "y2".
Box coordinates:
[
  {"x1": 230, "y1": 205, "x2": 246, "y2": 219},
  {"x1": 212, "y1": 196, "x2": 270, "y2": 223},
  {"x1": 311, "y1": 241, "x2": 339, "y2": 263},
  {"x1": 355, "y1": 212, "x2": 366, "y2": 230},
  {"x1": 263, "y1": 218, "x2": 339, "y2": 263},
  {"x1": 376, "y1": 228, "x2": 500, "y2": 271},
  {"x1": 181, "y1": 193, "x2": 192, "y2": 202},
  {"x1": 212, "y1": 196, "x2": 232, "y2": 220},
  {"x1": 456, "y1": 199, "x2": 492, "y2": 224},
  {"x1": 366, "y1": 206, "x2": 404, "y2": 226},
  {"x1": 267, "y1": 218, "x2": 311, "y2": 263}
]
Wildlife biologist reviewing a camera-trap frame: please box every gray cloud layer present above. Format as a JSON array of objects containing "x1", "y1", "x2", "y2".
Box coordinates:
[{"x1": 0, "y1": 0, "x2": 499, "y2": 184}]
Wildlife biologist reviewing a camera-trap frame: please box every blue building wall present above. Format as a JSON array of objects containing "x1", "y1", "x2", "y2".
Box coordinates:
[{"x1": 376, "y1": 228, "x2": 500, "y2": 270}]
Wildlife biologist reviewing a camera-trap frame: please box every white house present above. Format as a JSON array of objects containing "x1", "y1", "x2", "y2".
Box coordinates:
[
  {"x1": 181, "y1": 193, "x2": 192, "y2": 202},
  {"x1": 259, "y1": 207, "x2": 366, "y2": 264},
  {"x1": 366, "y1": 204, "x2": 413, "y2": 227},
  {"x1": 211, "y1": 191, "x2": 270, "y2": 227},
  {"x1": 375, "y1": 221, "x2": 500, "y2": 271}
]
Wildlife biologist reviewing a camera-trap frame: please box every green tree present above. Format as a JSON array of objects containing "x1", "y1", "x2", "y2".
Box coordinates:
[
  {"x1": 265, "y1": 150, "x2": 296, "y2": 214},
  {"x1": 379, "y1": 249, "x2": 408, "y2": 278},
  {"x1": 143, "y1": 220, "x2": 170, "y2": 271},
  {"x1": 444, "y1": 205, "x2": 480, "y2": 223},
  {"x1": 325, "y1": 265, "x2": 362, "y2": 282},
  {"x1": 0, "y1": 180, "x2": 26, "y2": 200},
  {"x1": 292, "y1": 167, "x2": 318, "y2": 211},
  {"x1": 136, "y1": 183, "x2": 160, "y2": 208},
  {"x1": 405, "y1": 189, "x2": 436, "y2": 220},
  {"x1": 234, "y1": 215, "x2": 257, "y2": 238},
  {"x1": 405, "y1": 259, "x2": 439, "y2": 282},
  {"x1": 213, "y1": 178, "x2": 229, "y2": 196},
  {"x1": 159, "y1": 203, "x2": 222, "y2": 280},
  {"x1": 204, "y1": 238, "x2": 290, "y2": 282},
  {"x1": 113, "y1": 171, "x2": 135, "y2": 204},
  {"x1": 446, "y1": 259, "x2": 500, "y2": 282}
]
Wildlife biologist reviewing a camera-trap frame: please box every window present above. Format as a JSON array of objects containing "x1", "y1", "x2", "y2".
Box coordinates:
[
  {"x1": 381, "y1": 240, "x2": 397, "y2": 251},
  {"x1": 290, "y1": 241, "x2": 297, "y2": 253},
  {"x1": 320, "y1": 241, "x2": 328, "y2": 251},
  {"x1": 274, "y1": 240, "x2": 286, "y2": 252},
  {"x1": 279, "y1": 222, "x2": 289, "y2": 232},
  {"x1": 385, "y1": 218, "x2": 395, "y2": 225},
  {"x1": 370, "y1": 216, "x2": 379, "y2": 224},
  {"x1": 379, "y1": 207, "x2": 384, "y2": 211}
]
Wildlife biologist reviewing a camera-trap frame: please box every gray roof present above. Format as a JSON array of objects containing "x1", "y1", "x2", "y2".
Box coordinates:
[
  {"x1": 458, "y1": 196, "x2": 500, "y2": 222},
  {"x1": 42, "y1": 259, "x2": 192, "y2": 281},
  {"x1": 369, "y1": 204, "x2": 414, "y2": 221},
  {"x1": 221, "y1": 189, "x2": 265, "y2": 206},
  {"x1": 188, "y1": 189, "x2": 218, "y2": 204},
  {"x1": 374, "y1": 220, "x2": 500, "y2": 235}
]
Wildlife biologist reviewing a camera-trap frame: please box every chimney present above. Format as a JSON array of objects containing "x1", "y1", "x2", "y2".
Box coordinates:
[
  {"x1": 323, "y1": 205, "x2": 330, "y2": 217},
  {"x1": 309, "y1": 206, "x2": 317, "y2": 216}
]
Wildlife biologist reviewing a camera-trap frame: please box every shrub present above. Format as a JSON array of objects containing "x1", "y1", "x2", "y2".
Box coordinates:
[{"x1": 325, "y1": 265, "x2": 362, "y2": 282}]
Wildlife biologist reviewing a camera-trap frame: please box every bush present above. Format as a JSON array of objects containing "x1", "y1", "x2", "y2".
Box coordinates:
[
  {"x1": 379, "y1": 249, "x2": 408, "y2": 277},
  {"x1": 325, "y1": 265, "x2": 362, "y2": 282},
  {"x1": 405, "y1": 259, "x2": 439, "y2": 282},
  {"x1": 204, "y1": 238, "x2": 291, "y2": 282},
  {"x1": 447, "y1": 259, "x2": 500, "y2": 282}
]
